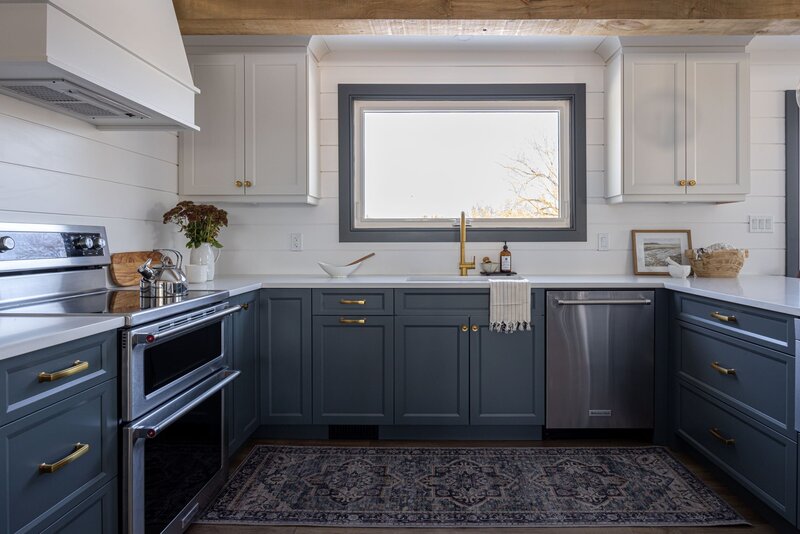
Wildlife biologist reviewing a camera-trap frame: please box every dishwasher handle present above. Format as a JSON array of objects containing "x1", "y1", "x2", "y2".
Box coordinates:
[{"x1": 556, "y1": 298, "x2": 652, "y2": 306}]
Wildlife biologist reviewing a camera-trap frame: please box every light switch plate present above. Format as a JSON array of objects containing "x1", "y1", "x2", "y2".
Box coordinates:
[
  {"x1": 597, "y1": 232, "x2": 610, "y2": 251},
  {"x1": 290, "y1": 233, "x2": 303, "y2": 251},
  {"x1": 748, "y1": 215, "x2": 774, "y2": 233}
]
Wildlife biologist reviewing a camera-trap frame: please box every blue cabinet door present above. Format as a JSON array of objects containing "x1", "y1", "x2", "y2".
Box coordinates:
[
  {"x1": 227, "y1": 291, "x2": 260, "y2": 453},
  {"x1": 470, "y1": 314, "x2": 545, "y2": 425},
  {"x1": 260, "y1": 289, "x2": 312, "y2": 424},
  {"x1": 312, "y1": 315, "x2": 393, "y2": 424},
  {"x1": 394, "y1": 316, "x2": 469, "y2": 425}
]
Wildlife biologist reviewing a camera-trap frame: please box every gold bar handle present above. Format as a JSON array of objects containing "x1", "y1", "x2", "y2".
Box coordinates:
[
  {"x1": 339, "y1": 299, "x2": 366, "y2": 305},
  {"x1": 711, "y1": 361, "x2": 736, "y2": 376},
  {"x1": 710, "y1": 311, "x2": 737, "y2": 323},
  {"x1": 709, "y1": 428, "x2": 736, "y2": 446},
  {"x1": 38, "y1": 360, "x2": 89, "y2": 382},
  {"x1": 339, "y1": 318, "x2": 366, "y2": 325},
  {"x1": 39, "y1": 443, "x2": 89, "y2": 473}
]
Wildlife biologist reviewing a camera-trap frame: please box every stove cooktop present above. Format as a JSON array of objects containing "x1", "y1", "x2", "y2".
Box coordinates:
[{"x1": 1, "y1": 289, "x2": 229, "y2": 327}]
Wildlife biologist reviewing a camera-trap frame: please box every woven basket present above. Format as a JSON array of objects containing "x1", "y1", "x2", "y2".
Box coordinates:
[{"x1": 685, "y1": 249, "x2": 749, "y2": 278}]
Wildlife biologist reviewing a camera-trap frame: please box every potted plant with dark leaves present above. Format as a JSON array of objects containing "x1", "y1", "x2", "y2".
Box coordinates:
[{"x1": 163, "y1": 201, "x2": 228, "y2": 280}]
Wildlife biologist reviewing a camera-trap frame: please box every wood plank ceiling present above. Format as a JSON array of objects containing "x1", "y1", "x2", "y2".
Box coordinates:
[{"x1": 173, "y1": 0, "x2": 800, "y2": 36}]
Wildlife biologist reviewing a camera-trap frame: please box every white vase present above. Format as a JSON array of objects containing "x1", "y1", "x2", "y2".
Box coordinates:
[{"x1": 189, "y1": 243, "x2": 220, "y2": 281}]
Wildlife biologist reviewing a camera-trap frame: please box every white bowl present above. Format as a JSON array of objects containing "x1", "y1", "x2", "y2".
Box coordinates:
[
  {"x1": 668, "y1": 264, "x2": 692, "y2": 278},
  {"x1": 318, "y1": 261, "x2": 362, "y2": 278},
  {"x1": 480, "y1": 262, "x2": 500, "y2": 274}
]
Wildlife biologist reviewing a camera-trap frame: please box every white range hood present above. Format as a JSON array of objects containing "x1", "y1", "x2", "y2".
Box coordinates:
[{"x1": 0, "y1": 0, "x2": 198, "y2": 130}]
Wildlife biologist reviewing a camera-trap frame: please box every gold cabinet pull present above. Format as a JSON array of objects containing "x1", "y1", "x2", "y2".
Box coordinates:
[
  {"x1": 339, "y1": 299, "x2": 366, "y2": 305},
  {"x1": 679, "y1": 179, "x2": 687, "y2": 186},
  {"x1": 339, "y1": 318, "x2": 366, "y2": 325},
  {"x1": 471, "y1": 325, "x2": 479, "y2": 332},
  {"x1": 38, "y1": 360, "x2": 89, "y2": 382},
  {"x1": 711, "y1": 361, "x2": 736, "y2": 376},
  {"x1": 235, "y1": 180, "x2": 243, "y2": 188},
  {"x1": 241, "y1": 303, "x2": 249, "y2": 311},
  {"x1": 244, "y1": 180, "x2": 252, "y2": 188},
  {"x1": 710, "y1": 311, "x2": 737, "y2": 323},
  {"x1": 688, "y1": 179, "x2": 697, "y2": 186},
  {"x1": 461, "y1": 325, "x2": 468, "y2": 332},
  {"x1": 709, "y1": 427, "x2": 735, "y2": 446},
  {"x1": 39, "y1": 443, "x2": 89, "y2": 473}
]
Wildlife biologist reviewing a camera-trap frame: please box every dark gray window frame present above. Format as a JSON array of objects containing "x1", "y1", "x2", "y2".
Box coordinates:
[
  {"x1": 786, "y1": 90, "x2": 799, "y2": 277},
  {"x1": 338, "y1": 83, "x2": 587, "y2": 243}
]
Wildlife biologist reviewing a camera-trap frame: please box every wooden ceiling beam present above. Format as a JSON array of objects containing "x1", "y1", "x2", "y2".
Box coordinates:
[{"x1": 173, "y1": 1, "x2": 800, "y2": 35}]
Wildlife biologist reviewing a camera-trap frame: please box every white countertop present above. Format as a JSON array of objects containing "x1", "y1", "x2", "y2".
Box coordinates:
[
  {"x1": 190, "y1": 274, "x2": 800, "y2": 317},
  {"x1": 0, "y1": 315, "x2": 124, "y2": 361}
]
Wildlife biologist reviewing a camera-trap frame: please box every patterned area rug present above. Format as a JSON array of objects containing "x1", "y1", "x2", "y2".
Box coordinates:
[{"x1": 197, "y1": 445, "x2": 746, "y2": 528}]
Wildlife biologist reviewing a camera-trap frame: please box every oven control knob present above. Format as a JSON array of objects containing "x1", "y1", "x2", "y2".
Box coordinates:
[
  {"x1": 93, "y1": 238, "x2": 106, "y2": 250},
  {"x1": 0, "y1": 236, "x2": 14, "y2": 252},
  {"x1": 74, "y1": 236, "x2": 94, "y2": 250}
]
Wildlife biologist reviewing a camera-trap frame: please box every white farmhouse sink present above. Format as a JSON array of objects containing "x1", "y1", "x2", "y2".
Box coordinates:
[{"x1": 406, "y1": 275, "x2": 522, "y2": 282}]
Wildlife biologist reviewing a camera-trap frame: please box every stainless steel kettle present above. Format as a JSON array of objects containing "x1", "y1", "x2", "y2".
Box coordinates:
[{"x1": 137, "y1": 249, "x2": 188, "y2": 298}]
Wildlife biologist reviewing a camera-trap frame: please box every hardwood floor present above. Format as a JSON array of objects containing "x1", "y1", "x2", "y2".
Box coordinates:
[{"x1": 188, "y1": 438, "x2": 790, "y2": 534}]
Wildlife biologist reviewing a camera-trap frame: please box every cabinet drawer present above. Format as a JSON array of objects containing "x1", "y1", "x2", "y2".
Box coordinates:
[
  {"x1": 41, "y1": 480, "x2": 117, "y2": 534},
  {"x1": 676, "y1": 321, "x2": 794, "y2": 436},
  {"x1": 0, "y1": 380, "x2": 117, "y2": 534},
  {"x1": 313, "y1": 289, "x2": 393, "y2": 315},
  {"x1": 677, "y1": 382, "x2": 797, "y2": 521},
  {"x1": 0, "y1": 331, "x2": 117, "y2": 427},
  {"x1": 673, "y1": 292, "x2": 794, "y2": 354}
]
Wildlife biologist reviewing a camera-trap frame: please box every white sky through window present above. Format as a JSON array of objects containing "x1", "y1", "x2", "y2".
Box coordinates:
[{"x1": 362, "y1": 109, "x2": 561, "y2": 220}]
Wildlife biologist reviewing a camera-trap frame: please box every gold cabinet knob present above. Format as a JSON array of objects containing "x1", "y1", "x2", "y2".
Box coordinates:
[
  {"x1": 244, "y1": 180, "x2": 252, "y2": 188},
  {"x1": 688, "y1": 179, "x2": 697, "y2": 186},
  {"x1": 471, "y1": 325, "x2": 479, "y2": 332},
  {"x1": 235, "y1": 180, "x2": 243, "y2": 188},
  {"x1": 679, "y1": 179, "x2": 687, "y2": 187},
  {"x1": 461, "y1": 325, "x2": 468, "y2": 332}
]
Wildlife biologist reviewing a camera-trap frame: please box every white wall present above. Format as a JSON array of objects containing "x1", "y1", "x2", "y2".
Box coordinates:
[
  {"x1": 213, "y1": 48, "x2": 792, "y2": 276},
  {"x1": 0, "y1": 93, "x2": 179, "y2": 253}
]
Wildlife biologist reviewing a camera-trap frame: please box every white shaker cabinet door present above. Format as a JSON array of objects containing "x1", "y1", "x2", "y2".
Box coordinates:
[
  {"x1": 686, "y1": 53, "x2": 750, "y2": 196},
  {"x1": 622, "y1": 53, "x2": 687, "y2": 196},
  {"x1": 180, "y1": 54, "x2": 245, "y2": 195},
  {"x1": 244, "y1": 53, "x2": 308, "y2": 197}
]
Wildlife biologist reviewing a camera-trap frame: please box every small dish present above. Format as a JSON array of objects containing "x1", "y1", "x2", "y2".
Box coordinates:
[
  {"x1": 318, "y1": 261, "x2": 362, "y2": 278},
  {"x1": 667, "y1": 264, "x2": 692, "y2": 278},
  {"x1": 480, "y1": 261, "x2": 500, "y2": 274}
]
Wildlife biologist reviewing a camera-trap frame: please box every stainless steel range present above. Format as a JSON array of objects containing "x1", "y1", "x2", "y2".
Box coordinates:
[{"x1": 0, "y1": 223, "x2": 242, "y2": 534}]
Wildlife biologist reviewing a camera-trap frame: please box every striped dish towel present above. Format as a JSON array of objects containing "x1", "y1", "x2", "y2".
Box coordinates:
[{"x1": 489, "y1": 278, "x2": 531, "y2": 333}]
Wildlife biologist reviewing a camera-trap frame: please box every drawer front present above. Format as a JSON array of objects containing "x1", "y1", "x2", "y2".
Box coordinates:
[
  {"x1": 396, "y1": 289, "x2": 542, "y2": 316},
  {"x1": 0, "y1": 331, "x2": 117, "y2": 427},
  {"x1": 313, "y1": 289, "x2": 393, "y2": 315},
  {"x1": 673, "y1": 293, "x2": 794, "y2": 354},
  {"x1": 676, "y1": 321, "x2": 794, "y2": 436},
  {"x1": 41, "y1": 480, "x2": 117, "y2": 534},
  {"x1": 0, "y1": 380, "x2": 117, "y2": 534},
  {"x1": 677, "y1": 382, "x2": 797, "y2": 521}
]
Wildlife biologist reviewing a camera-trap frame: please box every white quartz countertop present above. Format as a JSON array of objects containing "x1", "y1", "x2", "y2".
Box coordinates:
[
  {"x1": 190, "y1": 274, "x2": 800, "y2": 317},
  {"x1": 0, "y1": 315, "x2": 124, "y2": 361}
]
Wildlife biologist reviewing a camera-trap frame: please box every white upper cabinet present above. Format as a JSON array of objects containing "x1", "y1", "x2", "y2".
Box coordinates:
[
  {"x1": 604, "y1": 40, "x2": 750, "y2": 204},
  {"x1": 180, "y1": 48, "x2": 320, "y2": 204}
]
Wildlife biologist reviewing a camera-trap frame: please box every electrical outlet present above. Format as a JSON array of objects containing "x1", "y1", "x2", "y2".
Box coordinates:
[
  {"x1": 597, "y1": 232, "x2": 610, "y2": 251},
  {"x1": 290, "y1": 233, "x2": 303, "y2": 251},
  {"x1": 748, "y1": 215, "x2": 774, "y2": 233}
]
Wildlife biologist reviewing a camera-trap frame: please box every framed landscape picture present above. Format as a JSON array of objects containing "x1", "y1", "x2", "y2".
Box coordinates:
[{"x1": 631, "y1": 229, "x2": 692, "y2": 275}]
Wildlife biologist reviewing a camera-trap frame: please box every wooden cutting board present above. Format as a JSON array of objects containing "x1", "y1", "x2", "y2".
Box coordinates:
[{"x1": 110, "y1": 251, "x2": 162, "y2": 287}]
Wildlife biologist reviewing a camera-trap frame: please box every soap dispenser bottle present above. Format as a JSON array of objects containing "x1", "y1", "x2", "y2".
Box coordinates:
[{"x1": 500, "y1": 242, "x2": 512, "y2": 273}]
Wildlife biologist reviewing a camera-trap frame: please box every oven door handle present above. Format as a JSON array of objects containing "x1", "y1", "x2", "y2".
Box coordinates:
[
  {"x1": 127, "y1": 369, "x2": 240, "y2": 439},
  {"x1": 134, "y1": 304, "x2": 242, "y2": 345}
]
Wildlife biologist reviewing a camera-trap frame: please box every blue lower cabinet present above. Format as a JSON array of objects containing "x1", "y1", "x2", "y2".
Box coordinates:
[
  {"x1": 0, "y1": 379, "x2": 117, "y2": 534},
  {"x1": 260, "y1": 289, "x2": 313, "y2": 425},
  {"x1": 470, "y1": 315, "x2": 545, "y2": 425},
  {"x1": 41, "y1": 480, "x2": 117, "y2": 534},
  {"x1": 312, "y1": 315, "x2": 393, "y2": 424},
  {"x1": 227, "y1": 291, "x2": 260, "y2": 453},
  {"x1": 395, "y1": 316, "x2": 470, "y2": 425},
  {"x1": 676, "y1": 381, "x2": 797, "y2": 522}
]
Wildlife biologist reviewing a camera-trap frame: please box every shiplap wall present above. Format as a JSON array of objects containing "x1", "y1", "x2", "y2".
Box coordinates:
[
  {"x1": 213, "y1": 48, "x2": 790, "y2": 276},
  {"x1": 0, "y1": 93, "x2": 179, "y2": 253}
]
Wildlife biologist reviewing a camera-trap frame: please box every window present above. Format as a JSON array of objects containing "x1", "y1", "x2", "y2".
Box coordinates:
[{"x1": 339, "y1": 84, "x2": 586, "y2": 242}]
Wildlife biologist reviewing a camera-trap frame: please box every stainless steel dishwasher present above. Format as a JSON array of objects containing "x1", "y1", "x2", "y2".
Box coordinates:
[{"x1": 546, "y1": 290, "x2": 655, "y2": 429}]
